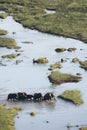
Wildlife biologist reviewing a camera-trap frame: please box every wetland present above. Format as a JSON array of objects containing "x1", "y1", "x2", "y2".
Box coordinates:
[{"x1": 0, "y1": 0, "x2": 87, "y2": 130}]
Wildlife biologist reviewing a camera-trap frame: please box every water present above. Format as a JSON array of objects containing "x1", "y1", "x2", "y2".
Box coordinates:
[{"x1": 0, "y1": 16, "x2": 87, "y2": 130}]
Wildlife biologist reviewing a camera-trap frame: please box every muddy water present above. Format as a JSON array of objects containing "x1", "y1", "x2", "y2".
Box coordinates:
[{"x1": 0, "y1": 16, "x2": 87, "y2": 130}]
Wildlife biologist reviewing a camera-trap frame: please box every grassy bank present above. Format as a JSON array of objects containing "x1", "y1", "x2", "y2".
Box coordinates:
[
  {"x1": 0, "y1": 0, "x2": 87, "y2": 43},
  {"x1": 0, "y1": 104, "x2": 19, "y2": 130},
  {"x1": 0, "y1": 13, "x2": 7, "y2": 19}
]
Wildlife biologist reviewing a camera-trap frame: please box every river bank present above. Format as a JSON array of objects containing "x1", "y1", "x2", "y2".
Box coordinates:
[{"x1": 0, "y1": 0, "x2": 87, "y2": 44}]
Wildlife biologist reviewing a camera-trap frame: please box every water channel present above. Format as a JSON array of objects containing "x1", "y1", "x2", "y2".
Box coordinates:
[{"x1": 0, "y1": 16, "x2": 87, "y2": 130}]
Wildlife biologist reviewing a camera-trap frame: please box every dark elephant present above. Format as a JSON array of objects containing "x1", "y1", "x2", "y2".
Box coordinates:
[
  {"x1": 34, "y1": 93, "x2": 43, "y2": 101},
  {"x1": 43, "y1": 92, "x2": 55, "y2": 101},
  {"x1": 27, "y1": 94, "x2": 34, "y2": 101},
  {"x1": 7, "y1": 93, "x2": 18, "y2": 101},
  {"x1": 17, "y1": 92, "x2": 27, "y2": 101}
]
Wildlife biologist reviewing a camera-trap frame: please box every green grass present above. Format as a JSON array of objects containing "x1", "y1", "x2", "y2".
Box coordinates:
[
  {"x1": 0, "y1": 29, "x2": 8, "y2": 35},
  {"x1": 0, "y1": 37, "x2": 17, "y2": 49},
  {"x1": 0, "y1": 0, "x2": 87, "y2": 43},
  {"x1": 48, "y1": 71, "x2": 81, "y2": 84},
  {"x1": 0, "y1": 104, "x2": 19, "y2": 130},
  {"x1": 58, "y1": 89, "x2": 83, "y2": 105}
]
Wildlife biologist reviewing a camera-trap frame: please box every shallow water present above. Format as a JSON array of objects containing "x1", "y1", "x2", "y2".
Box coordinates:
[{"x1": 0, "y1": 16, "x2": 87, "y2": 130}]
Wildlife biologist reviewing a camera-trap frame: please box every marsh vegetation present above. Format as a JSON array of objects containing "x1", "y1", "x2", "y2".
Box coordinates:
[
  {"x1": 0, "y1": 105, "x2": 19, "y2": 130},
  {"x1": 48, "y1": 71, "x2": 81, "y2": 85},
  {"x1": 0, "y1": 13, "x2": 7, "y2": 19},
  {"x1": 0, "y1": 37, "x2": 17, "y2": 49},
  {"x1": 79, "y1": 60, "x2": 87, "y2": 70},
  {"x1": 79, "y1": 127, "x2": 87, "y2": 130},
  {"x1": 0, "y1": 0, "x2": 87, "y2": 43},
  {"x1": 58, "y1": 90, "x2": 83, "y2": 105},
  {"x1": 0, "y1": 29, "x2": 8, "y2": 35}
]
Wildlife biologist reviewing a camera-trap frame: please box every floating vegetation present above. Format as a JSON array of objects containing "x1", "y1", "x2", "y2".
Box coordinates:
[
  {"x1": 33, "y1": 57, "x2": 48, "y2": 64},
  {"x1": 0, "y1": 29, "x2": 8, "y2": 35},
  {"x1": 58, "y1": 90, "x2": 83, "y2": 105},
  {"x1": 0, "y1": 37, "x2": 17, "y2": 49},
  {"x1": 79, "y1": 60, "x2": 87, "y2": 70},
  {"x1": 0, "y1": 104, "x2": 19, "y2": 130},
  {"x1": 48, "y1": 62, "x2": 62, "y2": 70},
  {"x1": 48, "y1": 71, "x2": 81, "y2": 85}
]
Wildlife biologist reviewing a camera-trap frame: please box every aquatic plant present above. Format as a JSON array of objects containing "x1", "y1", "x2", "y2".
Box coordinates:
[
  {"x1": 58, "y1": 89, "x2": 83, "y2": 105},
  {"x1": 48, "y1": 71, "x2": 81, "y2": 84}
]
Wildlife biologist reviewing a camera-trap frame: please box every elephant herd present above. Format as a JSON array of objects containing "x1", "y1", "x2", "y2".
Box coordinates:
[{"x1": 7, "y1": 92, "x2": 55, "y2": 102}]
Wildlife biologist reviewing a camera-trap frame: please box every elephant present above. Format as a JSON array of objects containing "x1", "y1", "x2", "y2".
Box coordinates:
[
  {"x1": 43, "y1": 92, "x2": 55, "y2": 101},
  {"x1": 7, "y1": 93, "x2": 18, "y2": 101},
  {"x1": 33, "y1": 93, "x2": 43, "y2": 101},
  {"x1": 27, "y1": 94, "x2": 34, "y2": 101},
  {"x1": 17, "y1": 92, "x2": 27, "y2": 101}
]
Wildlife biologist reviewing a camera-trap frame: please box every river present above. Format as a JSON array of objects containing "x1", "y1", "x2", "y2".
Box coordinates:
[{"x1": 0, "y1": 16, "x2": 87, "y2": 130}]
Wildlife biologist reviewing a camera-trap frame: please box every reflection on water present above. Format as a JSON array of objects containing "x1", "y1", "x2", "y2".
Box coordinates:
[{"x1": 0, "y1": 16, "x2": 87, "y2": 130}]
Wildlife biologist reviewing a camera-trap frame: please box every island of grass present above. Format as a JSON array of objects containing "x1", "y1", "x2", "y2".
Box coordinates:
[
  {"x1": 0, "y1": 0, "x2": 87, "y2": 43},
  {"x1": 48, "y1": 71, "x2": 81, "y2": 84},
  {"x1": 55, "y1": 48, "x2": 66, "y2": 53},
  {"x1": 0, "y1": 37, "x2": 17, "y2": 49},
  {"x1": 0, "y1": 29, "x2": 8, "y2": 35},
  {"x1": 72, "y1": 57, "x2": 79, "y2": 63},
  {"x1": 79, "y1": 60, "x2": 87, "y2": 70},
  {"x1": 48, "y1": 62, "x2": 62, "y2": 71},
  {"x1": 58, "y1": 90, "x2": 83, "y2": 105},
  {"x1": 0, "y1": 13, "x2": 8, "y2": 19},
  {"x1": 79, "y1": 128, "x2": 87, "y2": 130},
  {"x1": 2, "y1": 53, "x2": 18, "y2": 59},
  {"x1": 0, "y1": 104, "x2": 20, "y2": 130},
  {"x1": 33, "y1": 57, "x2": 48, "y2": 64}
]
